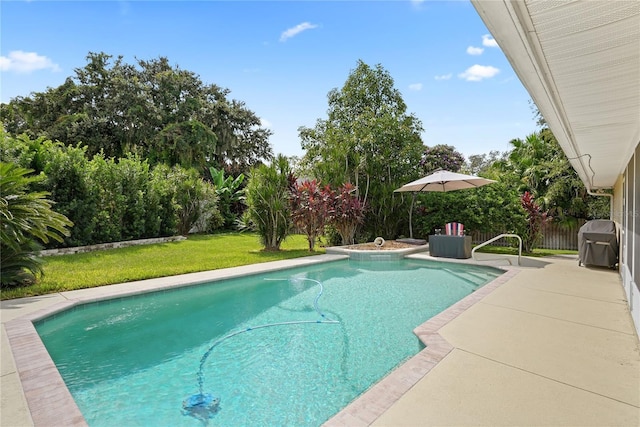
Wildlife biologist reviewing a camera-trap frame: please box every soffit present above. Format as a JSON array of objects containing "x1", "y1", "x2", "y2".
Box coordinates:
[{"x1": 471, "y1": 0, "x2": 640, "y2": 189}]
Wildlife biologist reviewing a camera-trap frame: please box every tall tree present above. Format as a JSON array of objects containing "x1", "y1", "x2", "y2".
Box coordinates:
[
  {"x1": 495, "y1": 129, "x2": 609, "y2": 224},
  {"x1": 420, "y1": 144, "x2": 465, "y2": 174},
  {"x1": 0, "y1": 52, "x2": 273, "y2": 173},
  {"x1": 299, "y1": 60, "x2": 425, "y2": 239},
  {"x1": 464, "y1": 150, "x2": 505, "y2": 175}
]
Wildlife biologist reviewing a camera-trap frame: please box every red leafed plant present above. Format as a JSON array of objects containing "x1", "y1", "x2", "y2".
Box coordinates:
[
  {"x1": 290, "y1": 180, "x2": 331, "y2": 251},
  {"x1": 329, "y1": 182, "x2": 366, "y2": 246},
  {"x1": 520, "y1": 191, "x2": 551, "y2": 253}
]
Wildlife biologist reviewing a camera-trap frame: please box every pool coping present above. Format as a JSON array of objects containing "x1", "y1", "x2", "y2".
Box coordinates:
[{"x1": 3, "y1": 253, "x2": 513, "y2": 427}]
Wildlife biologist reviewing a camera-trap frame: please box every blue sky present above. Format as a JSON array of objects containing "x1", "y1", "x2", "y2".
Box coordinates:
[{"x1": 1, "y1": 0, "x2": 538, "y2": 160}]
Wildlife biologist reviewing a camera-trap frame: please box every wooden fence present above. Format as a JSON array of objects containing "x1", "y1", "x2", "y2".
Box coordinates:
[{"x1": 472, "y1": 220, "x2": 586, "y2": 251}]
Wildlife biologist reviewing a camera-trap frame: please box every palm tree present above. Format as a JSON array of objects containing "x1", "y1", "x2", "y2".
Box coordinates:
[
  {"x1": 1, "y1": 163, "x2": 73, "y2": 286},
  {"x1": 501, "y1": 129, "x2": 608, "y2": 223}
]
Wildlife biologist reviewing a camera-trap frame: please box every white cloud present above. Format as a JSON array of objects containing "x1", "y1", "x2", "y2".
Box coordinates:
[
  {"x1": 280, "y1": 22, "x2": 319, "y2": 42},
  {"x1": 260, "y1": 118, "x2": 272, "y2": 128},
  {"x1": 408, "y1": 83, "x2": 423, "y2": 91},
  {"x1": 0, "y1": 50, "x2": 61, "y2": 73},
  {"x1": 458, "y1": 64, "x2": 500, "y2": 81},
  {"x1": 482, "y1": 34, "x2": 498, "y2": 48},
  {"x1": 434, "y1": 73, "x2": 452, "y2": 81},
  {"x1": 466, "y1": 46, "x2": 484, "y2": 55}
]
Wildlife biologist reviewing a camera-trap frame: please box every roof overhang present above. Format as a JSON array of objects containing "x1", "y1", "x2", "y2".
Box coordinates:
[{"x1": 471, "y1": 0, "x2": 640, "y2": 190}]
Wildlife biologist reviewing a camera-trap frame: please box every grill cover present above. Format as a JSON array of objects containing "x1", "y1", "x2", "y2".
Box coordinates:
[{"x1": 578, "y1": 220, "x2": 618, "y2": 268}]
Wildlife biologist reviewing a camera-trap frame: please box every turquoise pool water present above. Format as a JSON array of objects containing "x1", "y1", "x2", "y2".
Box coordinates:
[{"x1": 36, "y1": 259, "x2": 501, "y2": 426}]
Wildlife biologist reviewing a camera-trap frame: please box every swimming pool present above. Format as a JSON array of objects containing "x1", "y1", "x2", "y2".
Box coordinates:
[{"x1": 35, "y1": 258, "x2": 502, "y2": 426}]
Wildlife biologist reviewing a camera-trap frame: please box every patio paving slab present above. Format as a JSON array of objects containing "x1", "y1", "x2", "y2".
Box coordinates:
[
  {"x1": 440, "y1": 301, "x2": 640, "y2": 407},
  {"x1": 372, "y1": 349, "x2": 640, "y2": 427},
  {"x1": 480, "y1": 280, "x2": 635, "y2": 333}
]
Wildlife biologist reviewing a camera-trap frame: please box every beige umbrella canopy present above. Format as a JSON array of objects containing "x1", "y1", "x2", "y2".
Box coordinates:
[
  {"x1": 394, "y1": 170, "x2": 497, "y2": 238},
  {"x1": 395, "y1": 170, "x2": 497, "y2": 193}
]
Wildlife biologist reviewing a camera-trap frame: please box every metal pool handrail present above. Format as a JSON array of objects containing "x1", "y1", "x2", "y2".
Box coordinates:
[{"x1": 472, "y1": 234, "x2": 522, "y2": 266}]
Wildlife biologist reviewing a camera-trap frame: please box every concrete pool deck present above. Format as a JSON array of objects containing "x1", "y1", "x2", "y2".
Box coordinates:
[{"x1": 2, "y1": 252, "x2": 639, "y2": 426}]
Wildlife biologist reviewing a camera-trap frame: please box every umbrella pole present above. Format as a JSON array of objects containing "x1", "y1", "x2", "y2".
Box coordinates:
[{"x1": 409, "y1": 192, "x2": 416, "y2": 239}]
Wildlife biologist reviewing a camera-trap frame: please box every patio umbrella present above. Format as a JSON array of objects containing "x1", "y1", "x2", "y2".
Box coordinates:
[
  {"x1": 394, "y1": 170, "x2": 497, "y2": 238},
  {"x1": 395, "y1": 170, "x2": 497, "y2": 193}
]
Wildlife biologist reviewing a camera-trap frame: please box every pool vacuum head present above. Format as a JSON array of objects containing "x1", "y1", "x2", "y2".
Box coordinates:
[{"x1": 182, "y1": 393, "x2": 220, "y2": 421}]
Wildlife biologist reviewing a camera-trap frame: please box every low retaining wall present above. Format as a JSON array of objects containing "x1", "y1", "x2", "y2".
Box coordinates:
[
  {"x1": 325, "y1": 244, "x2": 429, "y2": 261},
  {"x1": 38, "y1": 236, "x2": 187, "y2": 257}
]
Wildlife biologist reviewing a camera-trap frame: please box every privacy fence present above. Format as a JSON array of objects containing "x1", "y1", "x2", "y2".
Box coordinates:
[{"x1": 471, "y1": 220, "x2": 587, "y2": 251}]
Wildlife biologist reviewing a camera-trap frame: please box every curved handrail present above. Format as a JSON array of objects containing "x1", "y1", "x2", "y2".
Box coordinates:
[{"x1": 472, "y1": 234, "x2": 522, "y2": 266}]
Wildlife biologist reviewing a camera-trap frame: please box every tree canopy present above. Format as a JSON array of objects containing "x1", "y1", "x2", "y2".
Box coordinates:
[
  {"x1": 420, "y1": 144, "x2": 465, "y2": 174},
  {"x1": 0, "y1": 52, "x2": 273, "y2": 173},
  {"x1": 299, "y1": 60, "x2": 425, "y2": 239},
  {"x1": 494, "y1": 128, "x2": 609, "y2": 225}
]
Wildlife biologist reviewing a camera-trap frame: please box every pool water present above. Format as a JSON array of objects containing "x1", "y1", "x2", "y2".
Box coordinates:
[{"x1": 36, "y1": 259, "x2": 501, "y2": 426}]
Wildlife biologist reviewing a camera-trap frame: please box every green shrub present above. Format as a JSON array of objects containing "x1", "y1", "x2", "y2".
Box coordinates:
[
  {"x1": 1, "y1": 130, "x2": 222, "y2": 246},
  {"x1": 165, "y1": 165, "x2": 220, "y2": 235},
  {"x1": 246, "y1": 155, "x2": 292, "y2": 250},
  {"x1": 44, "y1": 144, "x2": 97, "y2": 246},
  {"x1": 117, "y1": 155, "x2": 153, "y2": 239},
  {"x1": 149, "y1": 164, "x2": 179, "y2": 236}
]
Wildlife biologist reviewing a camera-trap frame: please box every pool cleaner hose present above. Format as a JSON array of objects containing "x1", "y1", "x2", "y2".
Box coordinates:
[{"x1": 182, "y1": 277, "x2": 338, "y2": 420}]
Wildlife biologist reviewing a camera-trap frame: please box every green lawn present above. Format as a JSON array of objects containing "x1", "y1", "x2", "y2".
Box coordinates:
[
  {"x1": 1, "y1": 233, "x2": 322, "y2": 300},
  {"x1": 473, "y1": 245, "x2": 578, "y2": 258}
]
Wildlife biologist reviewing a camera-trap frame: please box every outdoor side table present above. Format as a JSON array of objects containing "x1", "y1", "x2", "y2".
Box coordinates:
[{"x1": 429, "y1": 235, "x2": 472, "y2": 259}]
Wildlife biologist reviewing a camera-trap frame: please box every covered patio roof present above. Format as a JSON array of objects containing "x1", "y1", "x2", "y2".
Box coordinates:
[{"x1": 471, "y1": 0, "x2": 640, "y2": 190}]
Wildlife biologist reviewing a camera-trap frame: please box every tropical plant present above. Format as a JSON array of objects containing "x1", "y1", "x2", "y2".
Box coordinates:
[
  {"x1": 209, "y1": 166, "x2": 245, "y2": 229},
  {"x1": 169, "y1": 166, "x2": 220, "y2": 235},
  {"x1": 290, "y1": 180, "x2": 331, "y2": 251},
  {"x1": 520, "y1": 191, "x2": 551, "y2": 252},
  {"x1": 495, "y1": 129, "x2": 609, "y2": 224},
  {"x1": 245, "y1": 155, "x2": 292, "y2": 251},
  {"x1": 329, "y1": 183, "x2": 366, "y2": 245},
  {"x1": 1, "y1": 163, "x2": 73, "y2": 286},
  {"x1": 234, "y1": 211, "x2": 256, "y2": 233}
]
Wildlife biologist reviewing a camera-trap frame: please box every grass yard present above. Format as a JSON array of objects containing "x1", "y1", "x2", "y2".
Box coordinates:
[
  {"x1": 1, "y1": 233, "x2": 578, "y2": 301},
  {"x1": 1, "y1": 233, "x2": 323, "y2": 300},
  {"x1": 474, "y1": 245, "x2": 578, "y2": 258}
]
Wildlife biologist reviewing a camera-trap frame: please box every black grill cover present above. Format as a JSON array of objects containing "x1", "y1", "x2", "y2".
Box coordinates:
[{"x1": 578, "y1": 220, "x2": 618, "y2": 268}]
